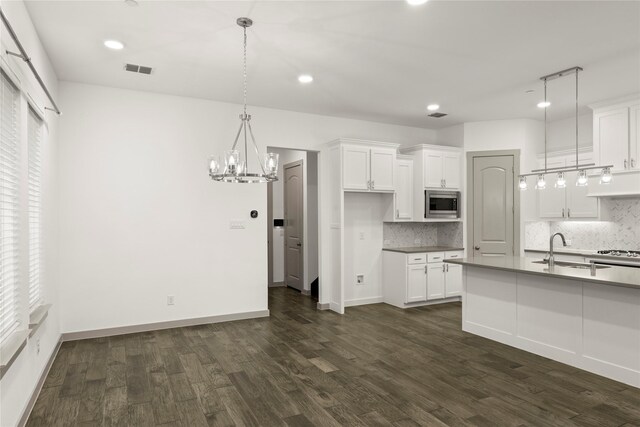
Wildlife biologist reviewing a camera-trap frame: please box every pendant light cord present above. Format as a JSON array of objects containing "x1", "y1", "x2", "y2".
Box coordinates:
[
  {"x1": 575, "y1": 69, "x2": 579, "y2": 167},
  {"x1": 544, "y1": 78, "x2": 547, "y2": 171},
  {"x1": 243, "y1": 25, "x2": 248, "y2": 116}
]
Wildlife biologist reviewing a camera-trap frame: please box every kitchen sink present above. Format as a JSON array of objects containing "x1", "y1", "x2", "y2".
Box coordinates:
[{"x1": 531, "y1": 260, "x2": 610, "y2": 270}]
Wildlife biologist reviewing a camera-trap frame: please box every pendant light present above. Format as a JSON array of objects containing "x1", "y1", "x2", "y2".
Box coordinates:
[
  {"x1": 518, "y1": 67, "x2": 613, "y2": 190},
  {"x1": 208, "y1": 18, "x2": 278, "y2": 183}
]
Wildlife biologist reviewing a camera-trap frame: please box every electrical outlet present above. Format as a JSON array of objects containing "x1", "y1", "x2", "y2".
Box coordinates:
[
  {"x1": 167, "y1": 295, "x2": 175, "y2": 305},
  {"x1": 414, "y1": 238, "x2": 421, "y2": 245},
  {"x1": 384, "y1": 239, "x2": 391, "y2": 246},
  {"x1": 36, "y1": 338, "x2": 40, "y2": 355},
  {"x1": 565, "y1": 239, "x2": 572, "y2": 246},
  {"x1": 356, "y1": 274, "x2": 364, "y2": 285}
]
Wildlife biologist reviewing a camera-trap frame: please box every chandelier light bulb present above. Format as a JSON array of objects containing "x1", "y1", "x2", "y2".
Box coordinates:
[
  {"x1": 576, "y1": 170, "x2": 588, "y2": 186},
  {"x1": 518, "y1": 176, "x2": 528, "y2": 190},
  {"x1": 208, "y1": 155, "x2": 220, "y2": 175},
  {"x1": 535, "y1": 174, "x2": 546, "y2": 190},
  {"x1": 555, "y1": 172, "x2": 567, "y2": 188},
  {"x1": 600, "y1": 167, "x2": 612, "y2": 184}
]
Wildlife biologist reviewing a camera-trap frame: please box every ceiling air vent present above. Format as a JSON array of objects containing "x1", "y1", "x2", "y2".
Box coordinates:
[
  {"x1": 428, "y1": 112, "x2": 448, "y2": 118},
  {"x1": 124, "y1": 63, "x2": 153, "y2": 75}
]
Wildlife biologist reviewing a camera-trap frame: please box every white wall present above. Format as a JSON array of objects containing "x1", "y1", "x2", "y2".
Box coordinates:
[
  {"x1": 57, "y1": 81, "x2": 438, "y2": 332},
  {"x1": 463, "y1": 119, "x2": 544, "y2": 255},
  {"x1": 436, "y1": 124, "x2": 465, "y2": 147},
  {"x1": 343, "y1": 193, "x2": 392, "y2": 306},
  {"x1": 0, "y1": 1, "x2": 61, "y2": 426}
]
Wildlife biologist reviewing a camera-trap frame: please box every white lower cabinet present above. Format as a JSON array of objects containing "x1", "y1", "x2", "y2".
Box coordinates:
[{"x1": 383, "y1": 250, "x2": 463, "y2": 308}]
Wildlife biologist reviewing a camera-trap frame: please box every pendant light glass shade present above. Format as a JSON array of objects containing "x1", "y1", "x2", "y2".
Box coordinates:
[
  {"x1": 518, "y1": 176, "x2": 528, "y2": 190},
  {"x1": 535, "y1": 174, "x2": 546, "y2": 190},
  {"x1": 576, "y1": 170, "x2": 588, "y2": 186},
  {"x1": 600, "y1": 167, "x2": 612, "y2": 184},
  {"x1": 208, "y1": 18, "x2": 279, "y2": 184},
  {"x1": 555, "y1": 172, "x2": 567, "y2": 188}
]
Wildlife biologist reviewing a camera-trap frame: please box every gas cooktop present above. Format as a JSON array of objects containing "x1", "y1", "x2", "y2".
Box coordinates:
[{"x1": 597, "y1": 250, "x2": 640, "y2": 258}]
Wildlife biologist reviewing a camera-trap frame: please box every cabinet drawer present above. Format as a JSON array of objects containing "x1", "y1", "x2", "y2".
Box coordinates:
[
  {"x1": 427, "y1": 252, "x2": 445, "y2": 263},
  {"x1": 444, "y1": 251, "x2": 464, "y2": 260},
  {"x1": 407, "y1": 253, "x2": 427, "y2": 265}
]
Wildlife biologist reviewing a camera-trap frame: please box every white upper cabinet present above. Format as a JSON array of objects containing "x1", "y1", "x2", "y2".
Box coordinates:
[
  {"x1": 342, "y1": 145, "x2": 370, "y2": 190},
  {"x1": 370, "y1": 149, "x2": 396, "y2": 191},
  {"x1": 537, "y1": 151, "x2": 599, "y2": 220},
  {"x1": 339, "y1": 140, "x2": 399, "y2": 192},
  {"x1": 423, "y1": 150, "x2": 461, "y2": 189},
  {"x1": 395, "y1": 157, "x2": 413, "y2": 220},
  {"x1": 592, "y1": 99, "x2": 640, "y2": 171}
]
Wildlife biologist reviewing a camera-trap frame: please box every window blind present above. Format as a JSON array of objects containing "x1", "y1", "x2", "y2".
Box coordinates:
[
  {"x1": 28, "y1": 106, "x2": 43, "y2": 311},
  {"x1": 0, "y1": 70, "x2": 21, "y2": 343}
]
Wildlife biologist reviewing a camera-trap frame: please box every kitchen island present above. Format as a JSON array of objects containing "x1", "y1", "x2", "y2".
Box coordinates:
[{"x1": 445, "y1": 256, "x2": 640, "y2": 388}]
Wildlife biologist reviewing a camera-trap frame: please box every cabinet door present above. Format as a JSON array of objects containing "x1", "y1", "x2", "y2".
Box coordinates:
[
  {"x1": 406, "y1": 264, "x2": 427, "y2": 303},
  {"x1": 342, "y1": 146, "x2": 370, "y2": 190},
  {"x1": 537, "y1": 158, "x2": 566, "y2": 219},
  {"x1": 630, "y1": 103, "x2": 640, "y2": 169},
  {"x1": 370, "y1": 149, "x2": 395, "y2": 191},
  {"x1": 594, "y1": 108, "x2": 629, "y2": 171},
  {"x1": 444, "y1": 263, "x2": 462, "y2": 297},
  {"x1": 566, "y1": 155, "x2": 599, "y2": 219},
  {"x1": 424, "y1": 151, "x2": 444, "y2": 188},
  {"x1": 426, "y1": 263, "x2": 445, "y2": 300},
  {"x1": 442, "y1": 153, "x2": 461, "y2": 189},
  {"x1": 395, "y1": 159, "x2": 413, "y2": 220}
]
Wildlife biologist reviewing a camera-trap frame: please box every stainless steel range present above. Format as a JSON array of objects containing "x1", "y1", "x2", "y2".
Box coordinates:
[
  {"x1": 596, "y1": 250, "x2": 640, "y2": 258},
  {"x1": 588, "y1": 250, "x2": 640, "y2": 268}
]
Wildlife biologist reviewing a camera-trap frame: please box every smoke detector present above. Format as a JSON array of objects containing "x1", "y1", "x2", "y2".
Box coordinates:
[
  {"x1": 124, "y1": 63, "x2": 153, "y2": 75},
  {"x1": 428, "y1": 112, "x2": 447, "y2": 118}
]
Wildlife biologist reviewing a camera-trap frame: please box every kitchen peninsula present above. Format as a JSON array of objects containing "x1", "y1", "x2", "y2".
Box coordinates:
[{"x1": 446, "y1": 256, "x2": 640, "y2": 388}]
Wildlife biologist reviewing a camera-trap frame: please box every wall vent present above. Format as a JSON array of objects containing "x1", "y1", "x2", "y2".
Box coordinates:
[
  {"x1": 124, "y1": 63, "x2": 153, "y2": 75},
  {"x1": 428, "y1": 112, "x2": 448, "y2": 118}
]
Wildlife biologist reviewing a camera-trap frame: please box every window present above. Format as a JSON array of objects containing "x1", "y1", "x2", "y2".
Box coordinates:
[
  {"x1": 28, "y1": 106, "x2": 43, "y2": 311},
  {"x1": 0, "y1": 70, "x2": 21, "y2": 344}
]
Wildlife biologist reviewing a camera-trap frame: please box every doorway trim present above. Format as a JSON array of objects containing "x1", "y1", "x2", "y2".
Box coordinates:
[
  {"x1": 283, "y1": 159, "x2": 305, "y2": 292},
  {"x1": 466, "y1": 149, "x2": 521, "y2": 256}
]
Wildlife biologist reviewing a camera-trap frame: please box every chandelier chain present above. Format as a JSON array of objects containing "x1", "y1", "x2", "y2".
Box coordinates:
[{"x1": 243, "y1": 25, "x2": 247, "y2": 116}]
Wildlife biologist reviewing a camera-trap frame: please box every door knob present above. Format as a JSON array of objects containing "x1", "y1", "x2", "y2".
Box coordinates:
[
  {"x1": 474, "y1": 246, "x2": 480, "y2": 250},
  {"x1": 296, "y1": 243, "x2": 302, "y2": 247}
]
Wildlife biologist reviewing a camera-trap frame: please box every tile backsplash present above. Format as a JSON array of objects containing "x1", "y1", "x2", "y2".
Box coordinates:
[
  {"x1": 525, "y1": 197, "x2": 640, "y2": 250},
  {"x1": 383, "y1": 222, "x2": 464, "y2": 248}
]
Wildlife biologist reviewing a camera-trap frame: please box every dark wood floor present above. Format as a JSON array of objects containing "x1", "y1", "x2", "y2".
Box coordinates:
[{"x1": 27, "y1": 287, "x2": 640, "y2": 427}]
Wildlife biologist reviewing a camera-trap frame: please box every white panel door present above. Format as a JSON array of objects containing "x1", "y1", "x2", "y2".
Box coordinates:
[
  {"x1": 342, "y1": 146, "x2": 370, "y2": 190},
  {"x1": 442, "y1": 153, "x2": 461, "y2": 189},
  {"x1": 444, "y1": 263, "x2": 462, "y2": 297},
  {"x1": 566, "y1": 154, "x2": 599, "y2": 219},
  {"x1": 426, "y1": 263, "x2": 445, "y2": 300},
  {"x1": 538, "y1": 158, "x2": 566, "y2": 219},
  {"x1": 630, "y1": 103, "x2": 640, "y2": 169},
  {"x1": 370, "y1": 148, "x2": 395, "y2": 191},
  {"x1": 424, "y1": 151, "x2": 443, "y2": 188},
  {"x1": 406, "y1": 264, "x2": 427, "y2": 303},
  {"x1": 284, "y1": 162, "x2": 304, "y2": 291},
  {"x1": 395, "y1": 159, "x2": 413, "y2": 220},
  {"x1": 595, "y1": 108, "x2": 629, "y2": 171}
]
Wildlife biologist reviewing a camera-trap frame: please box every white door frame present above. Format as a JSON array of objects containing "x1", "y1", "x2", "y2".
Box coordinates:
[
  {"x1": 466, "y1": 150, "x2": 521, "y2": 256},
  {"x1": 284, "y1": 159, "x2": 305, "y2": 291}
]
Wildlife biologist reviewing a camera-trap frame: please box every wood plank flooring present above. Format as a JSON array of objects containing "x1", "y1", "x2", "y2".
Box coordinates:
[{"x1": 27, "y1": 287, "x2": 640, "y2": 426}]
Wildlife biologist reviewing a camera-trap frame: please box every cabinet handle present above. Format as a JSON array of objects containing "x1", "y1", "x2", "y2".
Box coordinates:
[
  {"x1": 567, "y1": 208, "x2": 571, "y2": 218},
  {"x1": 396, "y1": 209, "x2": 399, "y2": 219},
  {"x1": 432, "y1": 257, "x2": 441, "y2": 260},
  {"x1": 425, "y1": 265, "x2": 428, "y2": 274},
  {"x1": 632, "y1": 158, "x2": 636, "y2": 168},
  {"x1": 562, "y1": 208, "x2": 565, "y2": 218},
  {"x1": 443, "y1": 179, "x2": 446, "y2": 188},
  {"x1": 446, "y1": 264, "x2": 449, "y2": 272},
  {"x1": 371, "y1": 180, "x2": 375, "y2": 189},
  {"x1": 450, "y1": 255, "x2": 458, "y2": 258},
  {"x1": 474, "y1": 246, "x2": 480, "y2": 250},
  {"x1": 624, "y1": 159, "x2": 628, "y2": 169},
  {"x1": 442, "y1": 264, "x2": 445, "y2": 272}
]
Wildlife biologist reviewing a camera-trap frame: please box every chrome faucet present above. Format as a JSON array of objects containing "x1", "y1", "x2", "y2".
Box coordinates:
[{"x1": 548, "y1": 232, "x2": 567, "y2": 267}]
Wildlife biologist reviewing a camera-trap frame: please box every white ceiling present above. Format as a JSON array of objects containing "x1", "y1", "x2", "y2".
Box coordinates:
[{"x1": 24, "y1": 0, "x2": 640, "y2": 129}]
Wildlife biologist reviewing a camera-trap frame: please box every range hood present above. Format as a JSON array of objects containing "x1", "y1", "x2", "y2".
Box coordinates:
[{"x1": 587, "y1": 170, "x2": 640, "y2": 197}]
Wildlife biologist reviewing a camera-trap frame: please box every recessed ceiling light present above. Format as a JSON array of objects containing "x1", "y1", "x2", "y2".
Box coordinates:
[
  {"x1": 537, "y1": 101, "x2": 551, "y2": 108},
  {"x1": 427, "y1": 104, "x2": 440, "y2": 111},
  {"x1": 124, "y1": 0, "x2": 138, "y2": 6},
  {"x1": 407, "y1": 0, "x2": 428, "y2": 5},
  {"x1": 298, "y1": 74, "x2": 313, "y2": 84},
  {"x1": 104, "y1": 40, "x2": 125, "y2": 50}
]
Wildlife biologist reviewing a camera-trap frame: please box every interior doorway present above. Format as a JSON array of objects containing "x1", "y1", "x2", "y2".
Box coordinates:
[
  {"x1": 467, "y1": 150, "x2": 520, "y2": 257},
  {"x1": 267, "y1": 148, "x2": 320, "y2": 299}
]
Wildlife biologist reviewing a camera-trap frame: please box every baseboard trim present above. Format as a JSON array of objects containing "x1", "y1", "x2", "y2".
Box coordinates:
[
  {"x1": 18, "y1": 337, "x2": 62, "y2": 427},
  {"x1": 268, "y1": 281, "x2": 285, "y2": 288},
  {"x1": 301, "y1": 289, "x2": 311, "y2": 296},
  {"x1": 316, "y1": 302, "x2": 330, "y2": 310},
  {"x1": 345, "y1": 296, "x2": 384, "y2": 307},
  {"x1": 61, "y1": 310, "x2": 270, "y2": 342}
]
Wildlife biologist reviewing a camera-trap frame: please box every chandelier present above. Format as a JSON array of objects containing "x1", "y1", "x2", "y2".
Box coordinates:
[
  {"x1": 208, "y1": 17, "x2": 278, "y2": 183},
  {"x1": 518, "y1": 67, "x2": 613, "y2": 190}
]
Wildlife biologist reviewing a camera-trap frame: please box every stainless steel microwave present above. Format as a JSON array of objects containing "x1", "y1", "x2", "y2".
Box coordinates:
[{"x1": 425, "y1": 190, "x2": 460, "y2": 219}]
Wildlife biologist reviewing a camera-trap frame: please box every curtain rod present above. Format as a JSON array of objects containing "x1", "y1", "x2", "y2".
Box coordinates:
[{"x1": 0, "y1": 7, "x2": 61, "y2": 115}]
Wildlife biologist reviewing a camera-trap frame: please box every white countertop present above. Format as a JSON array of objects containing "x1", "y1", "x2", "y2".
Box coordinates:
[{"x1": 446, "y1": 256, "x2": 640, "y2": 289}]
